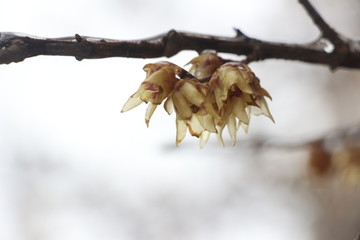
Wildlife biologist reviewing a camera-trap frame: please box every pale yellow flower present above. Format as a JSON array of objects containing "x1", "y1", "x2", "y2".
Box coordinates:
[
  {"x1": 209, "y1": 62, "x2": 274, "y2": 146},
  {"x1": 122, "y1": 56, "x2": 274, "y2": 147},
  {"x1": 121, "y1": 61, "x2": 179, "y2": 126},
  {"x1": 164, "y1": 78, "x2": 217, "y2": 147}
]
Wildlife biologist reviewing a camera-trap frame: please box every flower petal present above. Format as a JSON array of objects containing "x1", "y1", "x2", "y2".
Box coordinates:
[
  {"x1": 204, "y1": 98, "x2": 221, "y2": 121},
  {"x1": 260, "y1": 87, "x2": 272, "y2": 100},
  {"x1": 121, "y1": 96, "x2": 143, "y2": 112},
  {"x1": 196, "y1": 114, "x2": 217, "y2": 133},
  {"x1": 231, "y1": 97, "x2": 248, "y2": 124},
  {"x1": 164, "y1": 97, "x2": 174, "y2": 115},
  {"x1": 176, "y1": 119, "x2": 187, "y2": 146},
  {"x1": 187, "y1": 115, "x2": 204, "y2": 138},
  {"x1": 255, "y1": 97, "x2": 275, "y2": 122},
  {"x1": 200, "y1": 130, "x2": 211, "y2": 148},
  {"x1": 179, "y1": 81, "x2": 205, "y2": 106},
  {"x1": 145, "y1": 103, "x2": 157, "y2": 127},
  {"x1": 238, "y1": 108, "x2": 251, "y2": 133},
  {"x1": 172, "y1": 90, "x2": 193, "y2": 120},
  {"x1": 227, "y1": 114, "x2": 237, "y2": 146},
  {"x1": 216, "y1": 125, "x2": 225, "y2": 147},
  {"x1": 186, "y1": 52, "x2": 224, "y2": 79},
  {"x1": 213, "y1": 83, "x2": 224, "y2": 110}
]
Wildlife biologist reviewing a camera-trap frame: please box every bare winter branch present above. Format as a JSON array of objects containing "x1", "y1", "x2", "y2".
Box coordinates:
[
  {"x1": 298, "y1": 0, "x2": 352, "y2": 68},
  {"x1": 0, "y1": 0, "x2": 359, "y2": 70},
  {"x1": 299, "y1": 0, "x2": 344, "y2": 45},
  {"x1": 1, "y1": 31, "x2": 360, "y2": 70}
]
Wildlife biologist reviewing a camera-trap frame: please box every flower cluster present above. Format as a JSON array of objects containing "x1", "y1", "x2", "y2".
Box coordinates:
[{"x1": 121, "y1": 53, "x2": 273, "y2": 147}]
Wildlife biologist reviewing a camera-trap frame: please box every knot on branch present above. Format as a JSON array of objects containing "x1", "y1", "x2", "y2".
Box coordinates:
[
  {"x1": 0, "y1": 34, "x2": 27, "y2": 64},
  {"x1": 74, "y1": 34, "x2": 92, "y2": 61},
  {"x1": 162, "y1": 30, "x2": 182, "y2": 57}
]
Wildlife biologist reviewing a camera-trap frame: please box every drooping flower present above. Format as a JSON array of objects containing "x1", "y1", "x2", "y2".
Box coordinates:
[
  {"x1": 187, "y1": 52, "x2": 225, "y2": 79},
  {"x1": 208, "y1": 62, "x2": 274, "y2": 146},
  {"x1": 121, "y1": 61, "x2": 180, "y2": 126},
  {"x1": 164, "y1": 78, "x2": 217, "y2": 147},
  {"x1": 121, "y1": 54, "x2": 274, "y2": 147}
]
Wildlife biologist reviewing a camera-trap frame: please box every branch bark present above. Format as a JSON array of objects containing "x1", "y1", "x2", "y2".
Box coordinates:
[{"x1": 0, "y1": 0, "x2": 359, "y2": 70}]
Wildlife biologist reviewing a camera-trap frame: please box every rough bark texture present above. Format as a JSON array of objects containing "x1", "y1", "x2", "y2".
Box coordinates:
[{"x1": 1, "y1": 0, "x2": 359, "y2": 70}]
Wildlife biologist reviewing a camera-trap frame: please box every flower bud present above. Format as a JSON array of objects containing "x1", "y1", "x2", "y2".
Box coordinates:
[{"x1": 187, "y1": 52, "x2": 224, "y2": 79}]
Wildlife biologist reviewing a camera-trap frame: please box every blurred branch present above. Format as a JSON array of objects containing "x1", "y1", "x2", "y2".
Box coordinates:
[
  {"x1": 354, "y1": 233, "x2": 360, "y2": 240},
  {"x1": 1, "y1": 0, "x2": 359, "y2": 70}
]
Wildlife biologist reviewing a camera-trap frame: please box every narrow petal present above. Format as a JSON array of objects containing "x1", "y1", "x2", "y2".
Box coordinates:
[
  {"x1": 232, "y1": 97, "x2": 249, "y2": 125},
  {"x1": 196, "y1": 114, "x2": 217, "y2": 133},
  {"x1": 213, "y1": 85, "x2": 224, "y2": 110},
  {"x1": 220, "y1": 67, "x2": 241, "y2": 91},
  {"x1": 176, "y1": 119, "x2": 187, "y2": 146},
  {"x1": 239, "y1": 108, "x2": 251, "y2": 133},
  {"x1": 260, "y1": 88, "x2": 272, "y2": 100},
  {"x1": 256, "y1": 97, "x2": 275, "y2": 122},
  {"x1": 164, "y1": 97, "x2": 174, "y2": 115},
  {"x1": 200, "y1": 131, "x2": 211, "y2": 148},
  {"x1": 227, "y1": 114, "x2": 237, "y2": 146},
  {"x1": 172, "y1": 91, "x2": 193, "y2": 120},
  {"x1": 216, "y1": 125, "x2": 225, "y2": 147},
  {"x1": 187, "y1": 115, "x2": 204, "y2": 138},
  {"x1": 204, "y1": 100, "x2": 221, "y2": 122},
  {"x1": 145, "y1": 103, "x2": 157, "y2": 127},
  {"x1": 121, "y1": 96, "x2": 143, "y2": 112},
  {"x1": 180, "y1": 81, "x2": 204, "y2": 106},
  {"x1": 239, "y1": 122, "x2": 249, "y2": 133}
]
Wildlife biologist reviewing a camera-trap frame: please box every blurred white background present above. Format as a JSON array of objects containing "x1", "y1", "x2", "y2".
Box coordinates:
[{"x1": 1, "y1": 0, "x2": 360, "y2": 239}]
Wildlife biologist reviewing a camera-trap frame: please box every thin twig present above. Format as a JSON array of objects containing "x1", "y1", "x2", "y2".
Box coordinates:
[
  {"x1": 298, "y1": 0, "x2": 351, "y2": 69},
  {"x1": 298, "y1": 0, "x2": 344, "y2": 46}
]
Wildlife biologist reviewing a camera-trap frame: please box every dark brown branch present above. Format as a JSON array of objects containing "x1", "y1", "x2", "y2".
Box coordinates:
[
  {"x1": 299, "y1": 0, "x2": 344, "y2": 46},
  {"x1": 1, "y1": 30, "x2": 360, "y2": 70},
  {"x1": 298, "y1": 0, "x2": 353, "y2": 68},
  {"x1": 1, "y1": 0, "x2": 359, "y2": 70}
]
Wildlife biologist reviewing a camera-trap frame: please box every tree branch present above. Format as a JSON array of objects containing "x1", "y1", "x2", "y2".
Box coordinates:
[
  {"x1": 299, "y1": 0, "x2": 344, "y2": 46},
  {"x1": 298, "y1": 0, "x2": 352, "y2": 68},
  {"x1": 1, "y1": 0, "x2": 359, "y2": 70}
]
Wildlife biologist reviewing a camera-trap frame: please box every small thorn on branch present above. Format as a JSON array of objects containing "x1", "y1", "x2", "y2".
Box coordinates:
[
  {"x1": 75, "y1": 34, "x2": 83, "y2": 43},
  {"x1": 233, "y1": 28, "x2": 248, "y2": 39}
]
